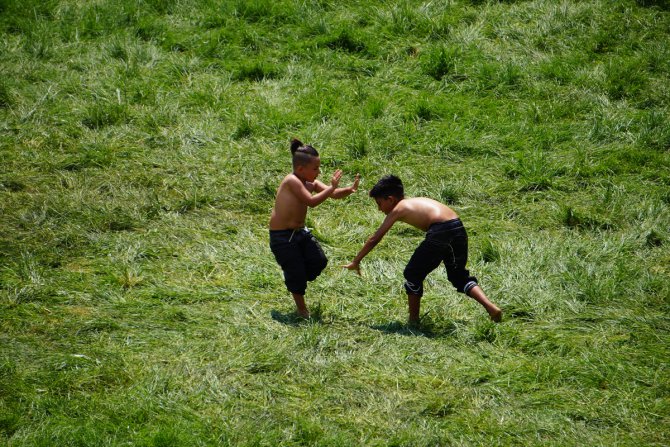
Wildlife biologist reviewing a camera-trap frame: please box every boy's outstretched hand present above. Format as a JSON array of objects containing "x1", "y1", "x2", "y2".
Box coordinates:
[
  {"x1": 331, "y1": 169, "x2": 343, "y2": 188},
  {"x1": 342, "y1": 261, "x2": 361, "y2": 275},
  {"x1": 351, "y1": 173, "x2": 360, "y2": 192}
]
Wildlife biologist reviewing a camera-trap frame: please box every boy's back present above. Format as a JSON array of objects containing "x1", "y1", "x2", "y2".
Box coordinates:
[{"x1": 392, "y1": 197, "x2": 459, "y2": 232}]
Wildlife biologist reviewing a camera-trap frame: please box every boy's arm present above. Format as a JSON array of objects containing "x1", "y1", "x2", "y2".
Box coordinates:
[
  {"x1": 331, "y1": 174, "x2": 360, "y2": 199},
  {"x1": 290, "y1": 170, "x2": 342, "y2": 207},
  {"x1": 313, "y1": 174, "x2": 359, "y2": 199},
  {"x1": 343, "y1": 211, "x2": 398, "y2": 274}
]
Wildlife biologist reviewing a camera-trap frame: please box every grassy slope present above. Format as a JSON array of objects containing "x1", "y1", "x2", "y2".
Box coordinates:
[{"x1": 1, "y1": 0, "x2": 669, "y2": 445}]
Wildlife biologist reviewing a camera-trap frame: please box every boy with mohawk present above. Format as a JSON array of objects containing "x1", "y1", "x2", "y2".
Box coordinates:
[{"x1": 269, "y1": 138, "x2": 359, "y2": 318}]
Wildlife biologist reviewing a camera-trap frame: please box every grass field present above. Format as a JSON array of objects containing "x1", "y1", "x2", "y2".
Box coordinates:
[{"x1": 1, "y1": 0, "x2": 669, "y2": 445}]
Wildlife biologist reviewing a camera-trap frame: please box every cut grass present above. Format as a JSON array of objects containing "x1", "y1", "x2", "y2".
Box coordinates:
[{"x1": 1, "y1": 0, "x2": 669, "y2": 445}]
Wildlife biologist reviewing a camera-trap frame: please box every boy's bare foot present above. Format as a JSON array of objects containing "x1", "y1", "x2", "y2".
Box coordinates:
[
  {"x1": 466, "y1": 286, "x2": 502, "y2": 323},
  {"x1": 489, "y1": 308, "x2": 502, "y2": 323},
  {"x1": 291, "y1": 293, "x2": 310, "y2": 319}
]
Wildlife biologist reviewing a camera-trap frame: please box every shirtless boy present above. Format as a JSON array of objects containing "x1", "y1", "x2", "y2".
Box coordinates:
[
  {"x1": 270, "y1": 138, "x2": 360, "y2": 318},
  {"x1": 343, "y1": 175, "x2": 501, "y2": 325}
]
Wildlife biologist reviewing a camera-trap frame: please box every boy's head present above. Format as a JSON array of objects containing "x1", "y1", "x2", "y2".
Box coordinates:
[
  {"x1": 369, "y1": 175, "x2": 404, "y2": 199},
  {"x1": 290, "y1": 138, "x2": 321, "y2": 181},
  {"x1": 369, "y1": 175, "x2": 404, "y2": 214}
]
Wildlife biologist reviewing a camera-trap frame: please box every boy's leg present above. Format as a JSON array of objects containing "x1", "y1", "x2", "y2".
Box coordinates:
[
  {"x1": 467, "y1": 285, "x2": 502, "y2": 322},
  {"x1": 407, "y1": 293, "x2": 421, "y2": 326},
  {"x1": 291, "y1": 293, "x2": 310, "y2": 319},
  {"x1": 404, "y1": 239, "x2": 443, "y2": 326},
  {"x1": 301, "y1": 231, "x2": 328, "y2": 282},
  {"x1": 284, "y1": 230, "x2": 326, "y2": 320},
  {"x1": 441, "y1": 231, "x2": 501, "y2": 322},
  {"x1": 270, "y1": 231, "x2": 309, "y2": 316}
]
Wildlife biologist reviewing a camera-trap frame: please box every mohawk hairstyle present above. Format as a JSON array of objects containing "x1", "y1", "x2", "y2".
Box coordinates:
[{"x1": 290, "y1": 138, "x2": 319, "y2": 168}]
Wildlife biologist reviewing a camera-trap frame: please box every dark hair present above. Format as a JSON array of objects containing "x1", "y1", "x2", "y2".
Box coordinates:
[
  {"x1": 369, "y1": 175, "x2": 404, "y2": 199},
  {"x1": 290, "y1": 138, "x2": 319, "y2": 168}
]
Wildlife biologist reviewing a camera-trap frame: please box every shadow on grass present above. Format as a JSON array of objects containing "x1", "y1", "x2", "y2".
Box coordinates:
[
  {"x1": 370, "y1": 319, "x2": 459, "y2": 338},
  {"x1": 270, "y1": 309, "x2": 324, "y2": 326}
]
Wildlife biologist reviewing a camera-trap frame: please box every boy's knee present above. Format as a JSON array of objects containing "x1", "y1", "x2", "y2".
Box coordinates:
[
  {"x1": 463, "y1": 280, "x2": 477, "y2": 295},
  {"x1": 445, "y1": 265, "x2": 477, "y2": 294},
  {"x1": 403, "y1": 268, "x2": 423, "y2": 296},
  {"x1": 450, "y1": 276, "x2": 478, "y2": 294},
  {"x1": 404, "y1": 280, "x2": 423, "y2": 296},
  {"x1": 306, "y1": 257, "x2": 327, "y2": 281},
  {"x1": 283, "y1": 270, "x2": 308, "y2": 295},
  {"x1": 284, "y1": 279, "x2": 307, "y2": 295}
]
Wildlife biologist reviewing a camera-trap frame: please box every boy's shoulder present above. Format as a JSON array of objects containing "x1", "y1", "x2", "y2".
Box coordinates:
[
  {"x1": 279, "y1": 173, "x2": 313, "y2": 193},
  {"x1": 397, "y1": 197, "x2": 425, "y2": 209},
  {"x1": 281, "y1": 172, "x2": 296, "y2": 182},
  {"x1": 388, "y1": 198, "x2": 413, "y2": 217},
  {"x1": 279, "y1": 173, "x2": 300, "y2": 186}
]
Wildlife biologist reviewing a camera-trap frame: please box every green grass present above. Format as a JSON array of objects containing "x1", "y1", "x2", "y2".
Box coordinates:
[{"x1": 1, "y1": 0, "x2": 669, "y2": 445}]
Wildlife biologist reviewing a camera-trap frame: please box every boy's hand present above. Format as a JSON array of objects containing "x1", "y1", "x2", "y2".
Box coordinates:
[
  {"x1": 342, "y1": 261, "x2": 361, "y2": 275},
  {"x1": 351, "y1": 173, "x2": 360, "y2": 192},
  {"x1": 331, "y1": 169, "x2": 342, "y2": 188}
]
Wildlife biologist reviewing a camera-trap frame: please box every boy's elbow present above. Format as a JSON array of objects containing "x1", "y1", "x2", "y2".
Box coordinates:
[{"x1": 367, "y1": 236, "x2": 381, "y2": 246}]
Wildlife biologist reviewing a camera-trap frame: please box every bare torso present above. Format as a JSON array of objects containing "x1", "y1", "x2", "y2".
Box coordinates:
[
  {"x1": 269, "y1": 174, "x2": 315, "y2": 230},
  {"x1": 349, "y1": 196, "x2": 460, "y2": 265},
  {"x1": 395, "y1": 197, "x2": 459, "y2": 231}
]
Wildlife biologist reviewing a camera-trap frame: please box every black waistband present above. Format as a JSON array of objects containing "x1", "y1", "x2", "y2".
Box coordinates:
[
  {"x1": 269, "y1": 227, "x2": 307, "y2": 234},
  {"x1": 428, "y1": 218, "x2": 463, "y2": 232}
]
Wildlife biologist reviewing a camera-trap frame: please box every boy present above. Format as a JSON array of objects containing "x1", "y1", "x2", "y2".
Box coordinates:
[
  {"x1": 343, "y1": 175, "x2": 501, "y2": 325},
  {"x1": 270, "y1": 138, "x2": 360, "y2": 318}
]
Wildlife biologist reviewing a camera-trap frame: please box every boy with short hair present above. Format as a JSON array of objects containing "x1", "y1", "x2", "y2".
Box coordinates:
[
  {"x1": 343, "y1": 175, "x2": 501, "y2": 325},
  {"x1": 270, "y1": 138, "x2": 360, "y2": 318}
]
